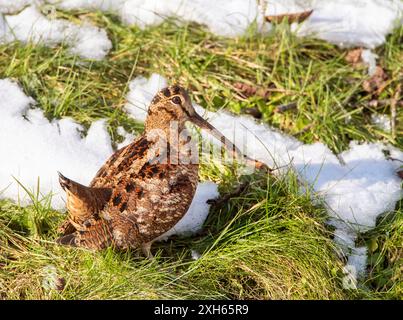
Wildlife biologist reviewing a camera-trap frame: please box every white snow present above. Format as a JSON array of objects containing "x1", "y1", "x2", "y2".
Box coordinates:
[
  {"x1": 48, "y1": 0, "x2": 125, "y2": 12},
  {"x1": 293, "y1": 142, "x2": 402, "y2": 230},
  {"x1": 48, "y1": 0, "x2": 267, "y2": 38},
  {"x1": 0, "y1": 0, "x2": 34, "y2": 13},
  {"x1": 361, "y1": 49, "x2": 378, "y2": 76},
  {"x1": 0, "y1": 78, "x2": 218, "y2": 240},
  {"x1": 190, "y1": 249, "x2": 202, "y2": 260},
  {"x1": 116, "y1": 126, "x2": 136, "y2": 149},
  {"x1": 0, "y1": 5, "x2": 111, "y2": 60},
  {"x1": 371, "y1": 113, "x2": 391, "y2": 132},
  {"x1": 125, "y1": 73, "x2": 403, "y2": 286},
  {"x1": 123, "y1": 0, "x2": 267, "y2": 38},
  {"x1": 125, "y1": 73, "x2": 168, "y2": 121},
  {"x1": 342, "y1": 246, "x2": 367, "y2": 289},
  {"x1": 45, "y1": 0, "x2": 402, "y2": 48},
  {"x1": 41, "y1": 264, "x2": 60, "y2": 291},
  {"x1": 0, "y1": 78, "x2": 113, "y2": 209},
  {"x1": 267, "y1": 0, "x2": 403, "y2": 49}
]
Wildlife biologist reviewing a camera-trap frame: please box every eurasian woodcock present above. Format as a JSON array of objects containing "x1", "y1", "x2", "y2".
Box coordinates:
[{"x1": 57, "y1": 85, "x2": 266, "y2": 257}]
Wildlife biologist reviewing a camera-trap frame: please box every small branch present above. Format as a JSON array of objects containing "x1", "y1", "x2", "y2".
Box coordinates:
[
  {"x1": 233, "y1": 82, "x2": 271, "y2": 100},
  {"x1": 207, "y1": 181, "x2": 249, "y2": 207},
  {"x1": 233, "y1": 83, "x2": 298, "y2": 100},
  {"x1": 386, "y1": 156, "x2": 403, "y2": 163},
  {"x1": 368, "y1": 99, "x2": 403, "y2": 108},
  {"x1": 274, "y1": 102, "x2": 298, "y2": 113},
  {"x1": 244, "y1": 107, "x2": 262, "y2": 119},
  {"x1": 293, "y1": 123, "x2": 314, "y2": 136},
  {"x1": 390, "y1": 84, "x2": 401, "y2": 141}
]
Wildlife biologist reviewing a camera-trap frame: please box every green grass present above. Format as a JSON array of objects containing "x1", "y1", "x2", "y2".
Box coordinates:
[
  {"x1": 0, "y1": 8, "x2": 402, "y2": 299},
  {"x1": 0, "y1": 172, "x2": 347, "y2": 299}
]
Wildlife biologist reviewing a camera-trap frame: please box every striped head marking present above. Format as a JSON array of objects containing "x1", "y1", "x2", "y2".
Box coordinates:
[
  {"x1": 146, "y1": 85, "x2": 265, "y2": 170},
  {"x1": 147, "y1": 85, "x2": 197, "y2": 123}
]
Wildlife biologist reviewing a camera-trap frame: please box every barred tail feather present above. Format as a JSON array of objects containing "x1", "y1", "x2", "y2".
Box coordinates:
[
  {"x1": 57, "y1": 220, "x2": 114, "y2": 250},
  {"x1": 58, "y1": 171, "x2": 112, "y2": 214}
]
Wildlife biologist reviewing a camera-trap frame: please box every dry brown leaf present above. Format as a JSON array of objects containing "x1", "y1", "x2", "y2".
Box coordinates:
[
  {"x1": 345, "y1": 48, "x2": 363, "y2": 65},
  {"x1": 234, "y1": 82, "x2": 271, "y2": 100},
  {"x1": 55, "y1": 277, "x2": 66, "y2": 291},
  {"x1": 362, "y1": 66, "x2": 388, "y2": 95},
  {"x1": 266, "y1": 9, "x2": 313, "y2": 24}
]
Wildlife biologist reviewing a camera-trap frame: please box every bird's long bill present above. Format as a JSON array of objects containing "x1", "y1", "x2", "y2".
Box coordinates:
[{"x1": 190, "y1": 113, "x2": 268, "y2": 171}]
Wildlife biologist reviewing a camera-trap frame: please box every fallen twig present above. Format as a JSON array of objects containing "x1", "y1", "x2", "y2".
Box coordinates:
[
  {"x1": 293, "y1": 123, "x2": 314, "y2": 136},
  {"x1": 274, "y1": 102, "x2": 298, "y2": 113},
  {"x1": 390, "y1": 84, "x2": 401, "y2": 141},
  {"x1": 233, "y1": 83, "x2": 299, "y2": 101},
  {"x1": 244, "y1": 107, "x2": 263, "y2": 119},
  {"x1": 207, "y1": 181, "x2": 249, "y2": 207},
  {"x1": 368, "y1": 99, "x2": 403, "y2": 108},
  {"x1": 386, "y1": 157, "x2": 403, "y2": 163}
]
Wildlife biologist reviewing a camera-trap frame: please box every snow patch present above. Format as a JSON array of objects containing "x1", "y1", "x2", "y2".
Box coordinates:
[
  {"x1": 0, "y1": 5, "x2": 111, "y2": 59},
  {"x1": 125, "y1": 73, "x2": 168, "y2": 122},
  {"x1": 0, "y1": 79, "x2": 113, "y2": 209},
  {"x1": 0, "y1": 0, "x2": 35, "y2": 13},
  {"x1": 361, "y1": 49, "x2": 378, "y2": 76},
  {"x1": 45, "y1": 0, "x2": 402, "y2": 47},
  {"x1": 191, "y1": 249, "x2": 202, "y2": 260},
  {"x1": 371, "y1": 113, "x2": 391, "y2": 132},
  {"x1": 48, "y1": 0, "x2": 125, "y2": 12},
  {"x1": 116, "y1": 126, "x2": 136, "y2": 149},
  {"x1": 47, "y1": 0, "x2": 267, "y2": 38},
  {"x1": 267, "y1": 0, "x2": 403, "y2": 49}
]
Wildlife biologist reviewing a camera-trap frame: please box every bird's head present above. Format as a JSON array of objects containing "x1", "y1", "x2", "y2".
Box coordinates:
[
  {"x1": 146, "y1": 85, "x2": 221, "y2": 133},
  {"x1": 145, "y1": 85, "x2": 269, "y2": 171}
]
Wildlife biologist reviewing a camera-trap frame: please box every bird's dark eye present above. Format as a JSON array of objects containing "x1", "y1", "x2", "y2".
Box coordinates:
[{"x1": 171, "y1": 96, "x2": 181, "y2": 104}]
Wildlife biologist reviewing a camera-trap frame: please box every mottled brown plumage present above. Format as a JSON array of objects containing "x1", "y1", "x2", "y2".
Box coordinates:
[
  {"x1": 58, "y1": 172, "x2": 111, "y2": 233},
  {"x1": 57, "y1": 85, "x2": 266, "y2": 257}
]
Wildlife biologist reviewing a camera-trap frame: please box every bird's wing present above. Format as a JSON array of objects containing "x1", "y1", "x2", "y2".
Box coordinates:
[
  {"x1": 90, "y1": 134, "x2": 158, "y2": 189},
  {"x1": 57, "y1": 218, "x2": 114, "y2": 250}
]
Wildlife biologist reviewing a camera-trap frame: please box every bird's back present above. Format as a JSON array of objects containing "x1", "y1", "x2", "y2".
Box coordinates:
[{"x1": 89, "y1": 132, "x2": 199, "y2": 248}]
